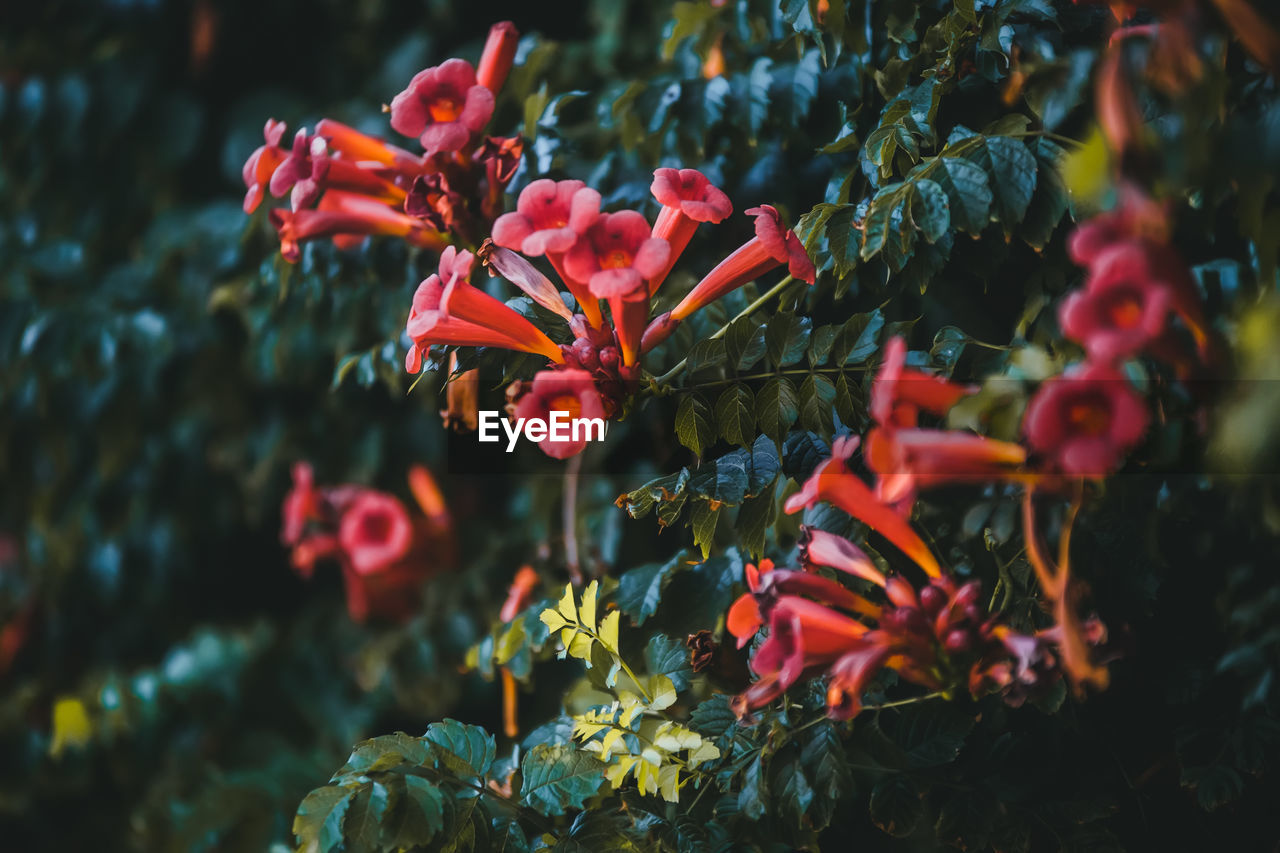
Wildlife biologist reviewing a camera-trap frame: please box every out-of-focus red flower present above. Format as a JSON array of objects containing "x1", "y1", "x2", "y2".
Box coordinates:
[
  {"x1": 1060, "y1": 243, "x2": 1173, "y2": 362},
  {"x1": 476, "y1": 21, "x2": 520, "y2": 95},
  {"x1": 242, "y1": 119, "x2": 288, "y2": 214},
  {"x1": 1096, "y1": 40, "x2": 1146, "y2": 160},
  {"x1": 499, "y1": 565, "x2": 540, "y2": 622},
  {"x1": 870, "y1": 337, "x2": 973, "y2": 428},
  {"x1": 339, "y1": 491, "x2": 414, "y2": 576},
  {"x1": 405, "y1": 247, "x2": 565, "y2": 372},
  {"x1": 783, "y1": 436, "x2": 943, "y2": 577},
  {"x1": 390, "y1": 58, "x2": 495, "y2": 153},
  {"x1": 269, "y1": 128, "x2": 330, "y2": 211},
  {"x1": 513, "y1": 369, "x2": 607, "y2": 459},
  {"x1": 1023, "y1": 362, "x2": 1149, "y2": 477},
  {"x1": 648, "y1": 168, "x2": 733, "y2": 294}
]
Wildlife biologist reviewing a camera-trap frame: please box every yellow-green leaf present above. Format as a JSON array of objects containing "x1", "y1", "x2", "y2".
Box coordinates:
[{"x1": 597, "y1": 610, "x2": 620, "y2": 653}]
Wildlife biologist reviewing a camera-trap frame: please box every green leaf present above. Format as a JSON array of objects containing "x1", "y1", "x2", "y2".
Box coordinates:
[
  {"x1": 748, "y1": 57, "x2": 774, "y2": 138},
  {"x1": 869, "y1": 776, "x2": 923, "y2": 837},
  {"x1": 424, "y1": 719, "x2": 496, "y2": 779},
  {"x1": 690, "y1": 499, "x2": 721, "y2": 559},
  {"x1": 294, "y1": 786, "x2": 353, "y2": 853},
  {"x1": 958, "y1": 133, "x2": 1038, "y2": 226},
  {"x1": 832, "y1": 308, "x2": 885, "y2": 365},
  {"x1": 808, "y1": 325, "x2": 837, "y2": 367},
  {"x1": 520, "y1": 743, "x2": 606, "y2": 816},
  {"x1": 644, "y1": 633, "x2": 694, "y2": 692},
  {"x1": 782, "y1": 431, "x2": 831, "y2": 481},
  {"x1": 342, "y1": 781, "x2": 390, "y2": 852},
  {"x1": 738, "y1": 754, "x2": 769, "y2": 821},
  {"x1": 773, "y1": 759, "x2": 815, "y2": 829},
  {"x1": 910, "y1": 179, "x2": 951, "y2": 243},
  {"x1": 1019, "y1": 138, "x2": 1068, "y2": 249},
  {"x1": 675, "y1": 394, "x2": 715, "y2": 458},
  {"x1": 799, "y1": 374, "x2": 837, "y2": 437},
  {"x1": 920, "y1": 156, "x2": 992, "y2": 234},
  {"x1": 737, "y1": 482, "x2": 777, "y2": 559},
  {"x1": 386, "y1": 776, "x2": 447, "y2": 849},
  {"x1": 615, "y1": 552, "x2": 690, "y2": 625},
  {"x1": 756, "y1": 377, "x2": 799, "y2": 444},
  {"x1": 690, "y1": 694, "x2": 737, "y2": 740},
  {"x1": 765, "y1": 312, "x2": 812, "y2": 367},
  {"x1": 686, "y1": 336, "x2": 728, "y2": 379},
  {"x1": 834, "y1": 371, "x2": 862, "y2": 428},
  {"x1": 724, "y1": 316, "x2": 767, "y2": 371},
  {"x1": 715, "y1": 384, "x2": 756, "y2": 448}
]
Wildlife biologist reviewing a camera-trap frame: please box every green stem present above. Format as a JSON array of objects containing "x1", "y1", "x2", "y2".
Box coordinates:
[
  {"x1": 864, "y1": 690, "x2": 948, "y2": 711},
  {"x1": 676, "y1": 364, "x2": 870, "y2": 392},
  {"x1": 654, "y1": 275, "x2": 798, "y2": 387}
]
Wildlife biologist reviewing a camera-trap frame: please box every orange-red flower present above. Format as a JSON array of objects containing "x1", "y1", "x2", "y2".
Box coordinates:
[
  {"x1": 499, "y1": 565, "x2": 541, "y2": 622},
  {"x1": 405, "y1": 247, "x2": 565, "y2": 372},
  {"x1": 513, "y1": 369, "x2": 607, "y2": 459},
  {"x1": 270, "y1": 190, "x2": 448, "y2": 263},
  {"x1": 476, "y1": 21, "x2": 520, "y2": 95},
  {"x1": 242, "y1": 119, "x2": 288, "y2": 213},
  {"x1": 647, "y1": 168, "x2": 732, "y2": 294},
  {"x1": 1060, "y1": 243, "x2": 1173, "y2": 363}
]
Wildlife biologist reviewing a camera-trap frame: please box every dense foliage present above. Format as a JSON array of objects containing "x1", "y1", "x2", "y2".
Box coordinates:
[{"x1": 4, "y1": 0, "x2": 1280, "y2": 850}]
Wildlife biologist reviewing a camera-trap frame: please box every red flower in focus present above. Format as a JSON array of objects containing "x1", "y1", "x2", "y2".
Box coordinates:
[
  {"x1": 1059, "y1": 243, "x2": 1172, "y2": 363},
  {"x1": 476, "y1": 21, "x2": 520, "y2": 95},
  {"x1": 1023, "y1": 362, "x2": 1149, "y2": 477},
  {"x1": 338, "y1": 491, "x2": 413, "y2": 575},
  {"x1": 390, "y1": 58, "x2": 495, "y2": 153},
  {"x1": 648, "y1": 168, "x2": 732, "y2": 293},
  {"x1": 242, "y1": 119, "x2": 287, "y2": 214},
  {"x1": 270, "y1": 190, "x2": 448, "y2": 263},
  {"x1": 565, "y1": 211, "x2": 670, "y2": 300},
  {"x1": 492, "y1": 180, "x2": 603, "y2": 326},
  {"x1": 783, "y1": 436, "x2": 943, "y2": 577},
  {"x1": 643, "y1": 205, "x2": 815, "y2": 352},
  {"x1": 405, "y1": 247, "x2": 565, "y2": 371},
  {"x1": 513, "y1": 369, "x2": 607, "y2": 459}
]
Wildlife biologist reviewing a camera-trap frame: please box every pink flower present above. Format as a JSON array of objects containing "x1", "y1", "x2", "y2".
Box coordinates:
[
  {"x1": 270, "y1": 190, "x2": 448, "y2": 262},
  {"x1": 492, "y1": 180, "x2": 601, "y2": 256},
  {"x1": 564, "y1": 211, "x2": 670, "y2": 300},
  {"x1": 513, "y1": 369, "x2": 607, "y2": 459},
  {"x1": 268, "y1": 128, "x2": 330, "y2": 211},
  {"x1": 1060, "y1": 243, "x2": 1173, "y2": 363},
  {"x1": 390, "y1": 58, "x2": 495, "y2": 153},
  {"x1": 405, "y1": 246, "x2": 565, "y2": 371},
  {"x1": 242, "y1": 119, "x2": 288, "y2": 214},
  {"x1": 338, "y1": 491, "x2": 413, "y2": 575},
  {"x1": 1023, "y1": 362, "x2": 1149, "y2": 477},
  {"x1": 647, "y1": 167, "x2": 732, "y2": 294}
]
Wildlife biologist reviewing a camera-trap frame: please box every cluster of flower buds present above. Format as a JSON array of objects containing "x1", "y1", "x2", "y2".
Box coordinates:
[
  {"x1": 280, "y1": 462, "x2": 454, "y2": 622},
  {"x1": 725, "y1": 533, "x2": 1064, "y2": 720},
  {"x1": 1021, "y1": 189, "x2": 1211, "y2": 478},
  {"x1": 244, "y1": 22, "x2": 522, "y2": 261},
  {"x1": 409, "y1": 168, "x2": 816, "y2": 457}
]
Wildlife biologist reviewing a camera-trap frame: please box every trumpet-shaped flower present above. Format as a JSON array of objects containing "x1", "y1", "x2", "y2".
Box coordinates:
[
  {"x1": 565, "y1": 211, "x2": 670, "y2": 300},
  {"x1": 647, "y1": 168, "x2": 732, "y2": 293},
  {"x1": 1060, "y1": 243, "x2": 1173, "y2": 363},
  {"x1": 476, "y1": 21, "x2": 520, "y2": 95},
  {"x1": 338, "y1": 491, "x2": 413, "y2": 576},
  {"x1": 270, "y1": 190, "x2": 448, "y2": 262},
  {"x1": 513, "y1": 369, "x2": 607, "y2": 459},
  {"x1": 269, "y1": 128, "x2": 330, "y2": 211},
  {"x1": 1022, "y1": 362, "x2": 1149, "y2": 477},
  {"x1": 242, "y1": 119, "x2": 288, "y2": 213},
  {"x1": 405, "y1": 247, "x2": 565, "y2": 372},
  {"x1": 390, "y1": 58, "x2": 495, "y2": 153}
]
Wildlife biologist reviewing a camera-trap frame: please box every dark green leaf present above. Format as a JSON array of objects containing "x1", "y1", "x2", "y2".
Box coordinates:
[
  {"x1": 644, "y1": 633, "x2": 694, "y2": 692},
  {"x1": 675, "y1": 394, "x2": 715, "y2": 458},
  {"x1": 520, "y1": 744, "x2": 605, "y2": 816},
  {"x1": 715, "y1": 384, "x2": 756, "y2": 448},
  {"x1": 756, "y1": 377, "x2": 800, "y2": 443},
  {"x1": 766, "y1": 313, "x2": 812, "y2": 367},
  {"x1": 615, "y1": 552, "x2": 691, "y2": 625}
]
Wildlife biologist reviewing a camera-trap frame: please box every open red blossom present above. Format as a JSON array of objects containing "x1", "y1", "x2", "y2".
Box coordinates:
[
  {"x1": 1060, "y1": 243, "x2": 1173, "y2": 363},
  {"x1": 405, "y1": 246, "x2": 565, "y2": 371},
  {"x1": 493, "y1": 180, "x2": 601, "y2": 256},
  {"x1": 242, "y1": 118, "x2": 288, "y2": 214},
  {"x1": 784, "y1": 436, "x2": 943, "y2": 577},
  {"x1": 647, "y1": 168, "x2": 733, "y2": 294},
  {"x1": 269, "y1": 128, "x2": 330, "y2": 211},
  {"x1": 338, "y1": 491, "x2": 414, "y2": 575},
  {"x1": 513, "y1": 369, "x2": 607, "y2": 459},
  {"x1": 565, "y1": 211, "x2": 670, "y2": 300},
  {"x1": 1023, "y1": 362, "x2": 1149, "y2": 477},
  {"x1": 390, "y1": 58, "x2": 494, "y2": 153}
]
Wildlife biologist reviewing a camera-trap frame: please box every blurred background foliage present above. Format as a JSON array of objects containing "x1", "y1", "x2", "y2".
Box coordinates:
[{"x1": 3, "y1": 0, "x2": 1280, "y2": 850}]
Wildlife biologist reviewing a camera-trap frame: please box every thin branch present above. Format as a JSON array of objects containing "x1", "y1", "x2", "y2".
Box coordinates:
[{"x1": 563, "y1": 452, "x2": 583, "y2": 587}]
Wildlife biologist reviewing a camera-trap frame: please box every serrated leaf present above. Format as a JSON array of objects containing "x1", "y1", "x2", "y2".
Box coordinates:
[
  {"x1": 832, "y1": 309, "x2": 885, "y2": 365},
  {"x1": 715, "y1": 384, "x2": 756, "y2": 448},
  {"x1": 675, "y1": 394, "x2": 715, "y2": 458},
  {"x1": 342, "y1": 781, "x2": 390, "y2": 851},
  {"x1": 737, "y1": 483, "x2": 777, "y2": 559},
  {"x1": 724, "y1": 316, "x2": 767, "y2": 371},
  {"x1": 644, "y1": 634, "x2": 694, "y2": 692},
  {"x1": 424, "y1": 719, "x2": 496, "y2": 779},
  {"x1": 799, "y1": 374, "x2": 837, "y2": 436},
  {"x1": 738, "y1": 754, "x2": 769, "y2": 821},
  {"x1": 690, "y1": 499, "x2": 720, "y2": 559},
  {"x1": 520, "y1": 744, "x2": 605, "y2": 816},
  {"x1": 756, "y1": 377, "x2": 800, "y2": 443},
  {"x1": 911, "y1": 179, "x2": 951, "y2": 243},
  {"x1": 294, "y1": 786, "x2": 353, "y2": 853},
  {"x1": 961, "y1": 134, "x2": 1037, "y2": 226},
  {"x1": 765, "y1": 312, "x2": 812, "y2": 367},
  {"x1": 615, "y1": 553, "x2": 689, "y2": 625},
  {"x1": 869, "y1": 776, "x2": 923, "y2": 837}
]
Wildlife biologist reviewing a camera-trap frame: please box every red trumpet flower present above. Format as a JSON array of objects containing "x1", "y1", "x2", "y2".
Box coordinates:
[
  {"x1": 406, "y1": 248, "x2": 565, "y2": 372},
  {"x1": 242, "y1": 119, "x2": 288, "y2": 214},
  {"x1": 513, "y1": 369, "x2": 608, "y2": 459},
  {"x1": 647, "y1": 167, "x2": 732, "y2": 294},
  {"x1": 1060, "y1": 243, "x2": 1173, "y2": 363},
  {"x1": 270, "y1": 190, "x2": 448, "y2": 263},
  {"x1": 476, "y1": 21, "x2": 520, "y2": 95},
  {"x1": 783, "y1": 436, "x2": 943, "y2": 577}
]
